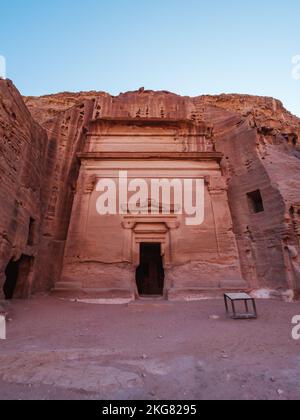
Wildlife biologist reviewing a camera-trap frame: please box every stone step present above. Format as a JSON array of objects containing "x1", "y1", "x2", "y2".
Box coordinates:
[
  {"x1": 168, "y1": 287, "x2": 249, "y2": 302},
  {"x1": 53, "y1": 284, "x2": 249, "y2": 302},
  {"x1": 52, "y1": 285, "x2": 134, "y2": 301}
]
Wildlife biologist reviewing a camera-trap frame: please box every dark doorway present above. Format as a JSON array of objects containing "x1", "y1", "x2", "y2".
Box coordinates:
[
  {"x1": 3, "y1": 259, "x2": 20, "y2": 300},
  {"x1": 3, "y1": 256, "x2": 33, "y2": 300},
  {"x1": 136, "y1": 243, "x2": 165, "y2": 296}
]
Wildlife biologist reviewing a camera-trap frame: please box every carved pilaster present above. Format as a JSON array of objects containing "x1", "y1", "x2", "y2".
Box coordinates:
[
  {"x1": 208, "y1": 176, "x2": 237, "y2": 258},
  {"x1": 83, "y1": 174, "x2": 97, "y2": 195}
]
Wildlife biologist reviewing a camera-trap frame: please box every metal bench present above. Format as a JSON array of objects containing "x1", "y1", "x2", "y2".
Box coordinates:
[{"x1": 224, "y1": 293, "x2": 258, "y2": 320}]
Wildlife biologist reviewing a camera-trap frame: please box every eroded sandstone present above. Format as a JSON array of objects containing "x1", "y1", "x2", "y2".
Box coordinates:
[
  {"x1": 0, "y1": 81, "x2": 299, "y2": 300},
  {"x1": 0, "y1": 79, "x2": 51, "y2": 299}
]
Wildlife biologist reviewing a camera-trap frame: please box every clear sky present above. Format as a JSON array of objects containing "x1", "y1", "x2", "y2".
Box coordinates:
[{"x1": 1, "y1": 0, "x2": 299, "y2": 116}]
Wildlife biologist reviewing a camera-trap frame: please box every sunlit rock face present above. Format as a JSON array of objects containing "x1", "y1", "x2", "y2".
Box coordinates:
[
  {"x1": 1, "y1": 81, "x2": 299, "y2": 301},
  {"x1": 0, "y1": 79, "x2": 49, "y2": 299}
]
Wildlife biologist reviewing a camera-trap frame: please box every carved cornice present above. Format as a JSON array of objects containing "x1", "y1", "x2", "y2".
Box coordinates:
[{"x1": 78, "y1": 152, "x2": 223, "y2": 162}]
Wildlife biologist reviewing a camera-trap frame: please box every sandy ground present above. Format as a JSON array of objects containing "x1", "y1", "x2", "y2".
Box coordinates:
[{"x1": 0, "y1": 296, "x2": 300, "y2": 400}]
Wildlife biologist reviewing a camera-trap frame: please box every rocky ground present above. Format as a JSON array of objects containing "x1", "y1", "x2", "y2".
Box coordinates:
[{"x1": 0, "y1": 297, "x2": 300, "y2": 400}]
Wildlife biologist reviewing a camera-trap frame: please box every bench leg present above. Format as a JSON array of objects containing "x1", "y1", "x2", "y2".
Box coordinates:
[
  {"x1": 231, "y1": 301, "x2": 236, "y2": 318},
  {"x1": 224, "y1": 296, "x2": 229, "y2": 314},
  {"x1": 252, "y1": 299, "x2": 258, "y2": 318}
]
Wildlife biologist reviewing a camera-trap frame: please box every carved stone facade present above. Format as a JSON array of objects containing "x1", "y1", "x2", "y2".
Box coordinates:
[{"x1": 57, "y1": 117, "x2": 245, "y2": 299}]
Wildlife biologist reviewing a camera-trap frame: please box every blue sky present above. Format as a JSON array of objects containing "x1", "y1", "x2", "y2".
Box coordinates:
[{"x1": 1, "y1": 0, "x2": 300, "y2": 116}]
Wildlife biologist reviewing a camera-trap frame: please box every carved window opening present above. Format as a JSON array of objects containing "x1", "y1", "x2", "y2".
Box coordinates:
[
  {"x1": 27, "y1": 217, "x2": 36, "y2": 246},
  {"x1": 247, "y1": 190, "x2": 264, "y2": 214}
]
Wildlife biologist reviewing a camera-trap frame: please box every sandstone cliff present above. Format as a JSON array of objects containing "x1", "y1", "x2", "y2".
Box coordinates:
[
  {"x1": 24, "y1": 88, "x2": 300, "y2": 297},
  {"x1": 1, "y1": 82, "x2": 300, "y2": 298},
  {"x1": 0, "y1": 79, "x2": 50, "y2": 298}
]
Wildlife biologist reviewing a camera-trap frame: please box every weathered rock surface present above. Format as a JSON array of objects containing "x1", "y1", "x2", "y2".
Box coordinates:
[
  {"x1": 0, "y1": 79, "x2": 53, "y2": 299},
  {"x1": 24, "y1": 91, "x2": 108, "y2": 125},
  {"x1": 1, "y1": 81, "x2": 300, "y2": 299}
]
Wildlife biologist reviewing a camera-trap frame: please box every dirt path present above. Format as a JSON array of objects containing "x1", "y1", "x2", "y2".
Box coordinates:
[{"x1": 0, "y1": 296, "x2": 300, "y2": 400}]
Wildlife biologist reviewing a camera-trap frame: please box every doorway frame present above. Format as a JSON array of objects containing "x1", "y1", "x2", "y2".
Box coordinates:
[
  {"x1": 135, "y1": 236, "x2": 167, "y2": 299},
  {"x1": 121, "y1": 214, "x2": 180, "y2": 299},
  {"x1": 136, "y1": 242, "x2": 165, "y2": 298}
]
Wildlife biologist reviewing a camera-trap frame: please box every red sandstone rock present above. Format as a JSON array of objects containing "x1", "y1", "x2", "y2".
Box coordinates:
[
  {"x1": 0, "y1": 79, "x2": 49, "y2": 299},
  {"x1": 1, "y1": 83, "x2": 300, "y2": 300}
]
